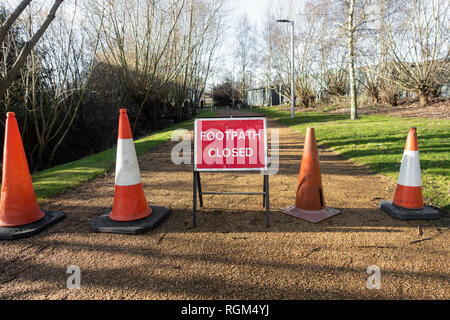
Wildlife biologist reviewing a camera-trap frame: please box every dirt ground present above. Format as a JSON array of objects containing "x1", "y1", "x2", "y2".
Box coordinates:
[
  {"x1": 333, "y1": 97, "x2": 450, "y2": 119},
  {"x1": 286, "y1": 97, "x2": 450, "y2": 119},
  {"x1": 0, "y1": 109, "x2": 448, "y2": 300}
]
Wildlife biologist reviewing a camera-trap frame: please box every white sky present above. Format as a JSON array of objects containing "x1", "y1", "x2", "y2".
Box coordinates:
[{"x1": 231, "y1": 0, "x2": 273, "y2": 30}]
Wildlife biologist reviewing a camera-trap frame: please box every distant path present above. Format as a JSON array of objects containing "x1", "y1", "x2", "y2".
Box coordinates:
[{"x1": 0, "y1": 108, "x2": 448, "y2": 300}]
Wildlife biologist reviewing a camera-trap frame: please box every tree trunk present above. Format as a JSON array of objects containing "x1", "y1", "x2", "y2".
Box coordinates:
[
  {"x1": 348, "y1": 0, "x2": 358, "y2": 120},
  {"x1": 418, "y1": 93, "x2": 428, "y2": 107}
]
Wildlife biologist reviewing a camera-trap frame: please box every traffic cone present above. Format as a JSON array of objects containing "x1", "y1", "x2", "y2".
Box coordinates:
[
  {"x1": 90, "y1": 108, "x2": 171, "y2": 234},
  {"x1": 280, "y1": 128, "x2": 340, "y2": 223},
  {"x1": 0, "y1": 112, "x2": 65, "y2": 240},
  {"x1": 379, "y1": 127, "x2": 439, "y2": 220}
]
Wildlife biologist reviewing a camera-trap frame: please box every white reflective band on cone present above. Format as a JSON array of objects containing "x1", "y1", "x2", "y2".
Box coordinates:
[
  {"x1": 397, "y1": 150, "x2": 421, "y2": 187},
  {"x1": 115, "y1": 138, "x2": 142, "y2": 186}
]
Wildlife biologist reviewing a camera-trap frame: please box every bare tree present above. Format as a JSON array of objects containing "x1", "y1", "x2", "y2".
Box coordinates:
[
  {"x1": 0, "y1": 0, "x2": 64, "y2": 98},
  {"x1": 309, "y1": 0, "x2": 349, "y2": 102},
  {"x1": 234, "y1": 14, "x2": 256, "y2": 105},
  {"x1": 261, "y1": 1, "x2": 298, "y2": 106},
  {"x1": 261, "y1": 1, "x2": 322, "y2": 108},
  {"x1": 88, "y1": 0, "x2": 224, "y2": 130},
  {"x1": 332, "y1": 0, "x2": 373, "y2": 118},
  {"x1": 308, "y1": 0, "x2": 375, "y2": 116},
  {"x1": 380, "y1": 0, "x2": 449, "y2": 107},
  {"x1": 0, "y1": 0, "x2": 31, "y2": 45},
  {"x1": 15, "y1": 2, "x2": 104, "y2": 169},
  {"x1": 0, "y1": 0, "x2": 225, "y2": 170}
]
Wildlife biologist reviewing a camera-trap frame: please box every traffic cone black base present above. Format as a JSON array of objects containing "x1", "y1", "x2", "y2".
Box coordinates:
[
  {"x1": 90, "y1": 206, "x2": 171, "y2": 235},
  {"x1": 379, "y1": 201, "x2": 439, "y2": 220},
  {"x1": 280, "y1": 205, "x2": 341, "y2": 223},
  {"x1": 0, "y1": 210, "x2": 65, "y2": 240},
  {"x1": 379, "y1": 128, "x2": 441, "y2": 221}
]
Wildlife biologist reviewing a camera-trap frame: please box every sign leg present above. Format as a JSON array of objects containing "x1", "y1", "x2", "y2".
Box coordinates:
[
  {"x1": 193, "y1": 171, "x2": 197, "y2": 227},
  {"x1": 197, "y1": 172, "x2": 204, "y2": 208},
  {"x1": 265, "y1": 174, "x2": 270, "y2": 227},
  {"x1": 262, "y1": 174, "x2": 266, "y2": 208}
]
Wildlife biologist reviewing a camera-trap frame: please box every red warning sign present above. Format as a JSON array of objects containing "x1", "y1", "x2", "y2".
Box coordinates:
[{"x1": 194, "y1": 117, "x2": 267, "y2": 171}]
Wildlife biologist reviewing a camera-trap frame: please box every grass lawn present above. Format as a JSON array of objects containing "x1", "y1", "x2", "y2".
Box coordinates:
[
  {"x1": 253, "y1": 106, "x2": 449, "y2": 211},
  {"x1": 31, "y1": 110, "x2": 216, "y2": 202}
]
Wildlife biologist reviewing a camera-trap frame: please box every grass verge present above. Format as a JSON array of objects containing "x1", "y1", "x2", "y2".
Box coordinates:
[
  {"x1": 32, "y1": 111, "x2": 216, "y2": 202},
  {"x1": 253, "y1": 106, "x2": 449, "y2": 211}
]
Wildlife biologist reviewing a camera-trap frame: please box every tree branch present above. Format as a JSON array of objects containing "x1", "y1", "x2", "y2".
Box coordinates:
[
  {"x1": 0, "y1": 0, "x2": 64, "y2": 98},
  {"x1": 0, "y1": 0, "x2": 32, "y2": 46}
]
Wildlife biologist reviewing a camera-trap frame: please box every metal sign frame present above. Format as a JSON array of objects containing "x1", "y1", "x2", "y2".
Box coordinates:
[{"x1": 193, "y1": 116, "x2": 270, "y2": 228}]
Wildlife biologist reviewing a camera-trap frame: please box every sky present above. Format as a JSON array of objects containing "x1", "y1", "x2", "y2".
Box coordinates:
[{"x1": 231, "y1": 0, "x2": 273, "y2": 30}]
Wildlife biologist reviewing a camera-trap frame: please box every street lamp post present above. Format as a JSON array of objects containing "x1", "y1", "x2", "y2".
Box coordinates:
[{"x1": 277, "y1": 19, "x2": 295, "y2": 119}]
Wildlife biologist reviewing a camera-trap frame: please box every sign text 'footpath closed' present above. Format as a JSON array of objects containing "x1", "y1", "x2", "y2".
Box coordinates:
[{"x1": 194, "y1": 118, "x2": 268, "y2": 171}]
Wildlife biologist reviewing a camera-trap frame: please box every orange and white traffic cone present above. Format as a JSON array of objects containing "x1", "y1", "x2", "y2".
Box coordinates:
[
  {"x1": 90, "y1": 109, "x2": 170, "y2": 234},
  {"x1": 111, "y1": 108, "x2": 152, "y2": 222},
  {"x1": 379, "y1": 127, "x2": 440, "y2": 220},
  {"x1": 280, "y1": 128, "x2": 340, "y2": 223},
  {"x1": 0, "y1": 112, "x2": 65, "y2": 240}
]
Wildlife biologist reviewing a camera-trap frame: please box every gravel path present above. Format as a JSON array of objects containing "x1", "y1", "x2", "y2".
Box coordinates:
[{"x1": 0, "y1": 109, "x2": 448, "y2": 299}]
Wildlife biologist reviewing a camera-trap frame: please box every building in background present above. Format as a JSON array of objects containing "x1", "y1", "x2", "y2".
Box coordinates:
[{"x1": 246, "y1": 86, "x2": 287, "y2": 107}]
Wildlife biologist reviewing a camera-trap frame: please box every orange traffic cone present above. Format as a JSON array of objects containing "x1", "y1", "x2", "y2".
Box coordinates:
[
  {"x1": 379, "y1": 127, "x2": 439, "y2": 220},
  {"x1": 90, "y1": 108, "x2": 170, "y2": 234},
  {"x1": 280, "y1": 128, "x2": 340, "y2": 223},
  {"x1": 0, "y1": 112, "x2": 65, "y2": 240},
  {"x1": 111, "y1": 108, "x2": 152, "y2": 221}
]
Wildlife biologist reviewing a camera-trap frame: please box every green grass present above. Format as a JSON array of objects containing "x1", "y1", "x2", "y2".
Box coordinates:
[
  {"x1": 253, "y1": 106, "x2": 450, "y2": 211},
  {"x1": 31, "y1": 111, "x2": 216, "y2": 202}
]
